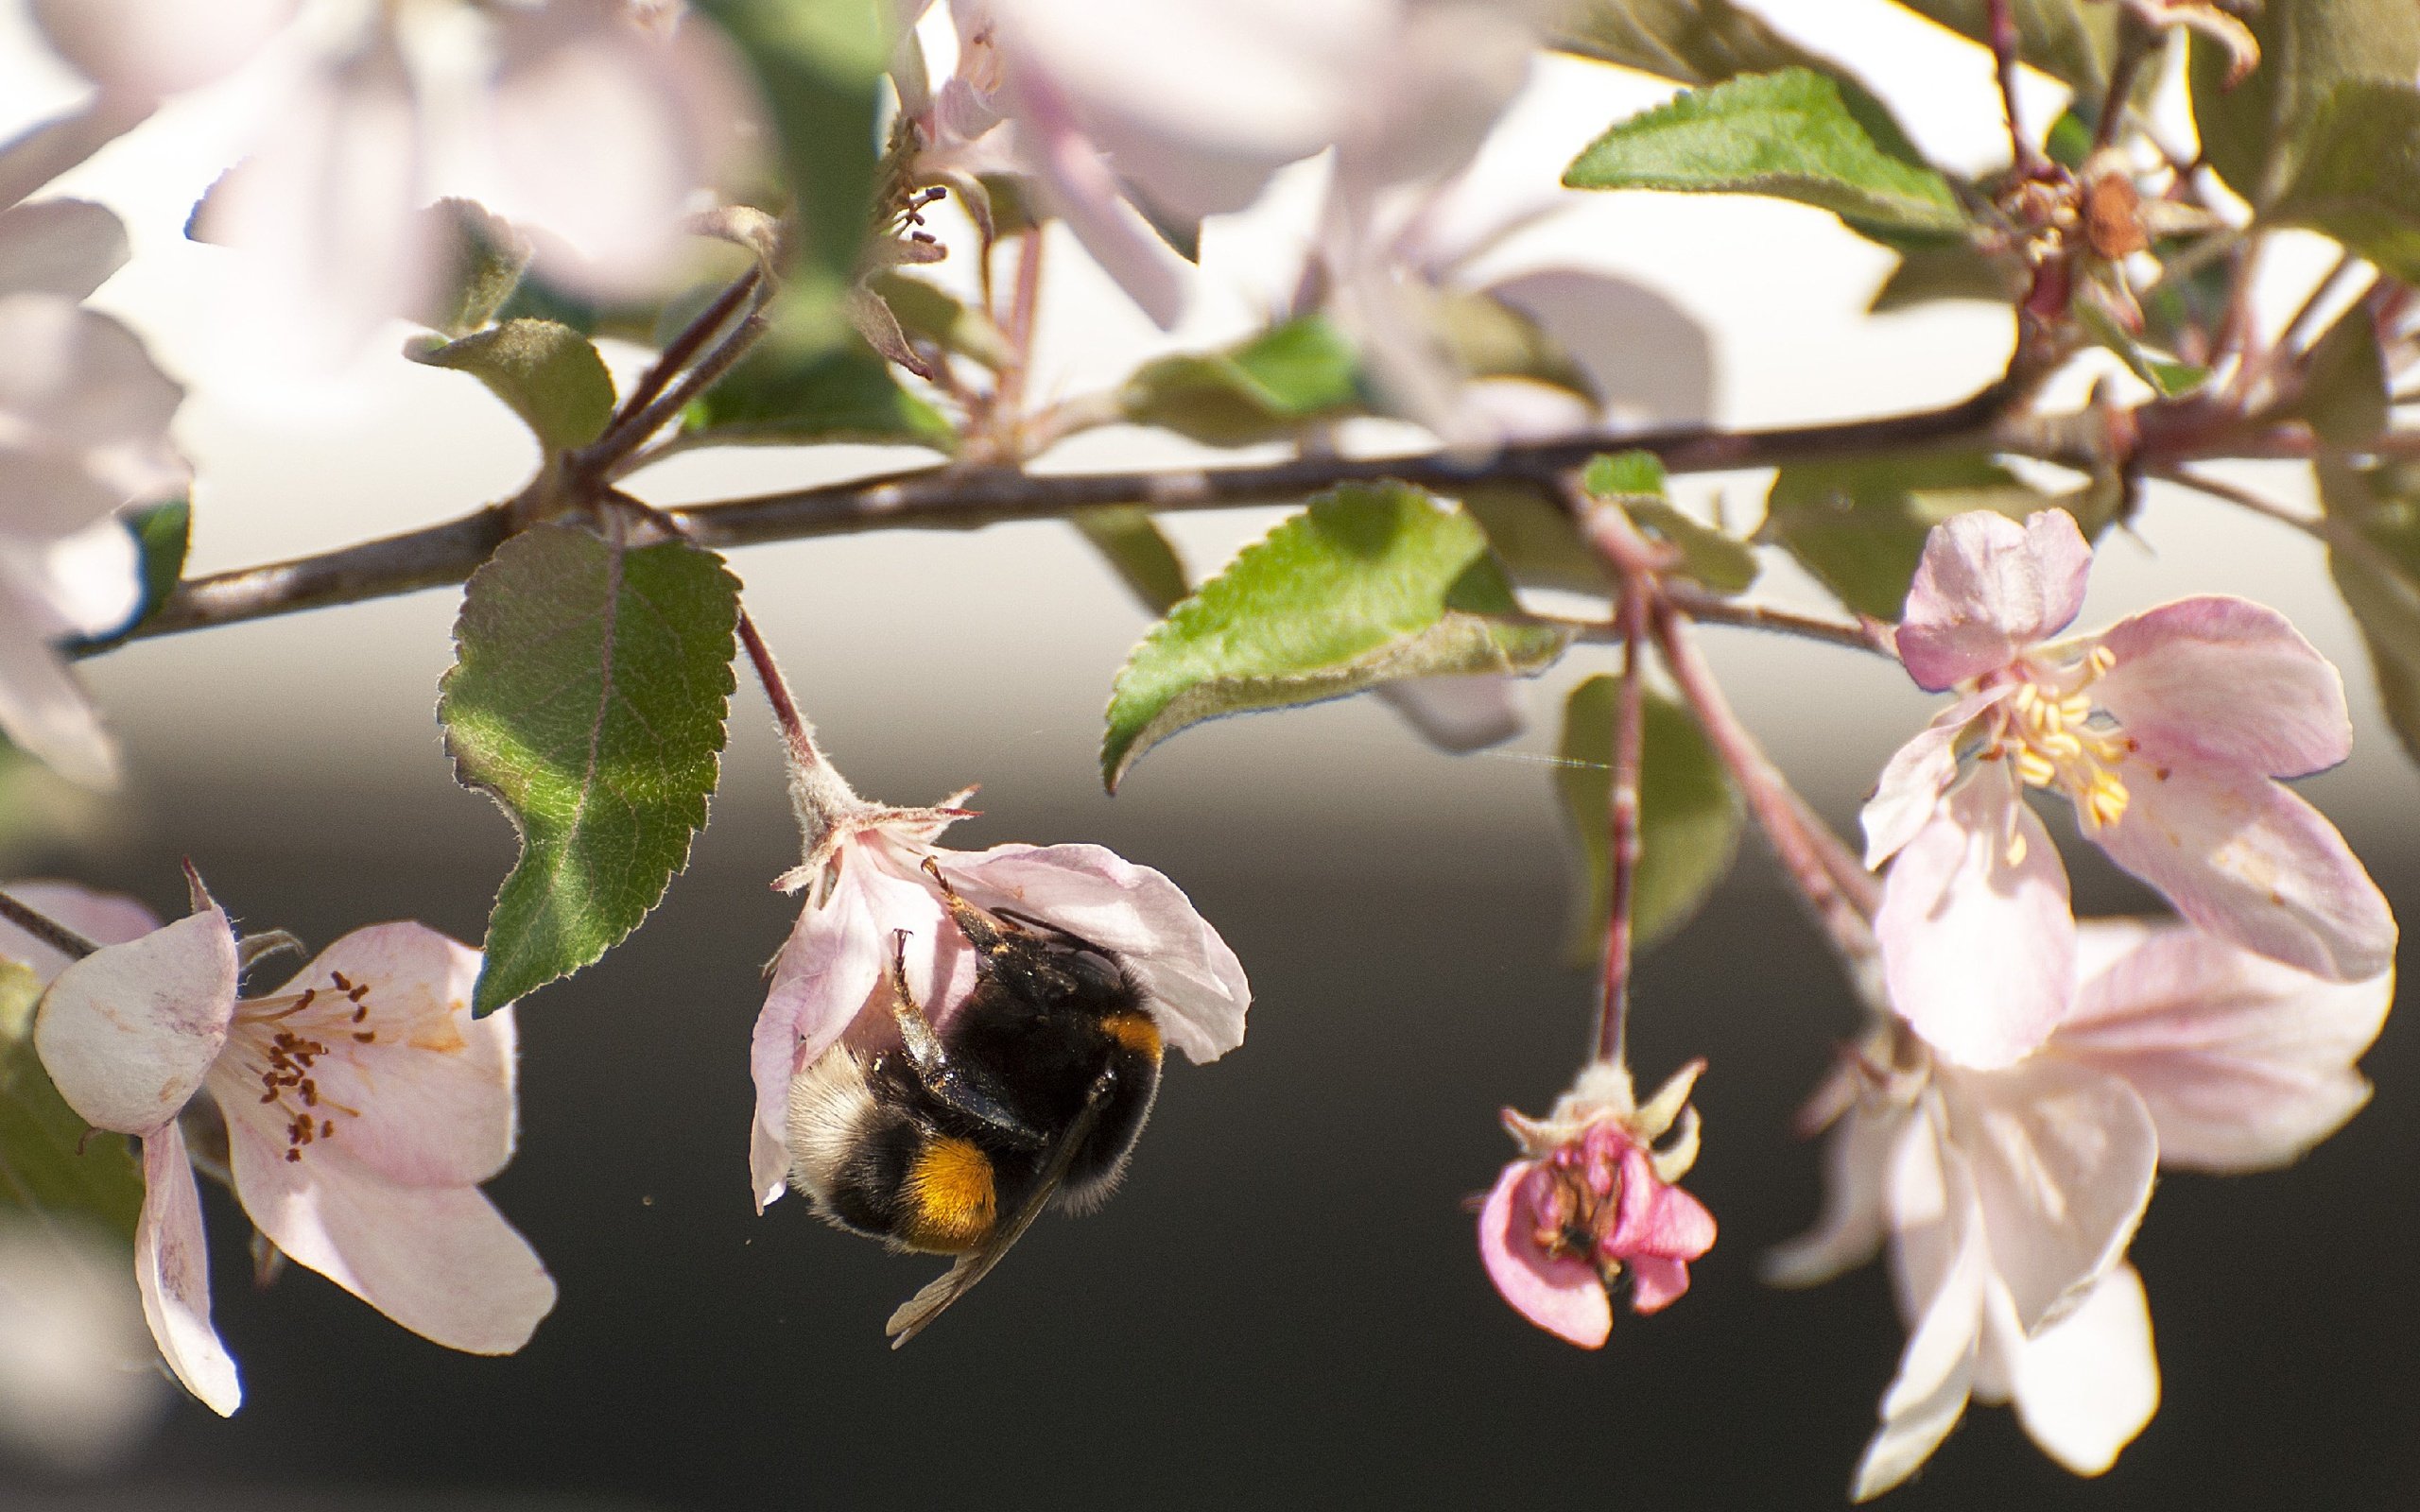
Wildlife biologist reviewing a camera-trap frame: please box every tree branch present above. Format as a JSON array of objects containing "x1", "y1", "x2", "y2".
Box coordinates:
[{"x1": 125, "y1": 381, "x2": 2025, "y2": 644}]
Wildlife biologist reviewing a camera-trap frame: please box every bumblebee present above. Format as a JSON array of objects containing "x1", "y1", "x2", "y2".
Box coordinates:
[{"x1": 786, "y1": 859, "x2": 1164, "y2": 1346}]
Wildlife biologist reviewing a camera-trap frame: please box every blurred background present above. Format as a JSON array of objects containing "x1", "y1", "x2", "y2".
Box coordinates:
[{"x1": 3, "y1": 1, "x2": 2415, "y2": 1506}]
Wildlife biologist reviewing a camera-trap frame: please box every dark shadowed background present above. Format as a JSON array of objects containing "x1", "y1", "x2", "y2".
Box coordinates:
[{"x1": 0, "y1": 508, "x2": 2412, "y2": 1510}]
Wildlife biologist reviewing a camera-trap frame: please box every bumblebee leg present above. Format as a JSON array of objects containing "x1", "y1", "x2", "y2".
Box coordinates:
[
  {"x1": 921, "y1": 855, "x2": 1016, "y2": 954},
  {"x1": 883, "y1": 928, "x2": 1048, "y2": 1151}
]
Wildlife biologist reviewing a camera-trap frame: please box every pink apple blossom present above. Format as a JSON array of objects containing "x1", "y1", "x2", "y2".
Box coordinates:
[
  {"x1": 750, "y1": 753, "x2": 1250, "y2": 1209},
  {"x1": 1477, "y1": 1058, "x2": 1716, "y2": 1349},
  {"x1": 0, "y1": 198, "x2": 182, "y2": 787},
  {"x1": 26, "y1": 881, "x2": 554, "y2": 1416},
  {"x1": 1769, "y1": 919, "x2": 2391, "y2": 1497},
  {"x1": 1865, "y1": 508, "x2": 2393, "y2": 1068}
]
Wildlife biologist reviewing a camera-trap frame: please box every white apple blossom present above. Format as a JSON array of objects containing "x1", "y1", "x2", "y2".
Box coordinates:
[
  {"x1": 26, "y1": 881, "x2": 555, "y2": 1416},
  {"x1": 0, "y1": 198, "x2": 182, "y2": 788},
  {"x1": 1771, "y1": 919, "x2": 2392, "y2": 1497}
]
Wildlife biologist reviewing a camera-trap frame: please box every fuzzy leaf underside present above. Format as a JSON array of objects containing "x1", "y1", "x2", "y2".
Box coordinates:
[
  {"x1": 441, "y1": 525, "x2": 740, "y2": 1013},
  {"x1": 2319, "y1": 457, "x2": 2420, "y2": 765},
  {"x1": 408, "y1": 318, "x2": 616, "y2": 454},
  {"x1": 1556, "y1": 0, "x2": 1834, "y2": 84},
  {"x1": 1075, "y1": 507, "x2": 1190, "y2": 616},
  {"x1": 1564, "y1": 68, "x2": 1965, "y2": 238},
  {"x1": 1120, "y1": 317, "x2": 1364, "y2": 446},
  {"x1": 2189, "y1": 0, "x2": 2420, "y2": 207},
  {"x1": 2269, "y1": 81, "x2": 2420, "y2": 286},
  {"x1": 0, "y1": 959, "x2": 142, "y2": 1241},
  {"x1": 1101, "y1": 482, "x2": 1569, "y2": 789},
  {"x1": 1557, "y1": 675, "x2": 1744, "y2": 962}
]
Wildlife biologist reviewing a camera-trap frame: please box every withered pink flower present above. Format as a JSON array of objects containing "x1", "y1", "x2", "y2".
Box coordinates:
[
  {"x1": 1864, "y1": 509, "x2": 2393, "y2": 1069},
  {"x1": 1771, "y1": 919, "x2": 2391, "y2": 1498},
  {"x1": 749, "y1": 756, "x2": 1249, "y2": 1209},
  {"x1": 26, "y1": 880, "x2": 554, "y2": 1416},
  {"x1": 1477, "y1": 1059, "x2": 1715, "y2": 1349}
]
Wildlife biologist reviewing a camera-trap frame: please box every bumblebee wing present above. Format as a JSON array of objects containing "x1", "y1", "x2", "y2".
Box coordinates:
[{"x1": 884, "y1": 1065, "x2": 1116, "y2": 1349}]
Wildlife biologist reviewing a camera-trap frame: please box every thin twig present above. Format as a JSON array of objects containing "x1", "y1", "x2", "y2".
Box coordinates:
[
  {"x1": 1986, "y1": 0, "x2": 2043, "y2": 174},
  {"x1": 123, "y1": 379, "x2": 2026, "y2": 644},
  {"x1": 1596, "y1": 580, "x2": 1648, "y2": 1065},
  {"x1": 0, "y1": 890, "x2": 100, "y2": 961},
  {"x1": 1662, "y1": 586, "x2": 1893, "y2": 655},
  {"x1": 585, "y1": 266, "x2": 765, "y2": 465},
  {"x1": 598, "y1": 311, "x2": 769, "y2": 482}
]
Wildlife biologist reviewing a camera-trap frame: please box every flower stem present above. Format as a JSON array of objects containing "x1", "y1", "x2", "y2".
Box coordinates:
[
  {"x1": 1650, "y1": 601, "x2": 1882, "y2": 982},
  {"x1": 0, "y1": 890, "x2": 99, "y2": 961},
  {"x1": 1595, "y1": 595, "x2": 1649, "y2": 1066},
  {"x1": 733, "y1": 609, "x2": 860, "y2": 850},
  {"x1": 1986, "y1": 0, "x2": 2043, "y2": 175}
]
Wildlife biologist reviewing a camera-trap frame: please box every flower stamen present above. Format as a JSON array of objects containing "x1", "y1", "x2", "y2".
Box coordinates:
[{"x1": 1994, "y1": 647, "x2": 2133, "y2": 833}]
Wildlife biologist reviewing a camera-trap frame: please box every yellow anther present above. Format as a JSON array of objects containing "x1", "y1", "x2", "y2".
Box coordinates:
[
  {"x1": 2005, "y1": 828, "x2": 2029, "y2": 867},
  {"x1": 2082, "y1": 771, "x2": 2130, "y2": 831},
  {"x1": 2013, "y1": 747, "x2": 2058, "y2": 787},
  {"x1": 2059, "y1": 694, "x2": 2093, "y2": 724},
  {"x1": 2088, "y1": 644, "x2": 2118, "y2": 675}
]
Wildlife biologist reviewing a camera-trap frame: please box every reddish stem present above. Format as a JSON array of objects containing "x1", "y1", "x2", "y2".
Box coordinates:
[
  {"x1": 735, "y1": 610, "x2": 820, "y2": 770},
  {"x1": 1986, "y1": 0, "x2": 2043, "y2": 175},
  {"x1": 1596, "y1": 594, "x2": 1649, "y2": 1066}
]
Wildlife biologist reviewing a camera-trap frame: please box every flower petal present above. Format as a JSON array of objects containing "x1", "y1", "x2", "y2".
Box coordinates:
[
  {"x1": 1876, "y1": 776, "x2": 2074, "y2": 1069},
  {"x1": 0, "y1": 881, "x2": 157, "y2": 984},
  {"x1": 1011, "y1": 73, "x2": 1188, "y2": 328},
  {"x1": 227, "y1": 1120, "x2": 554, "y2": 1355},
  {"x1": 1476, "y1": 1161, "x2": 1609, "y2": 1349},
  {"x1": 1855, "y1": 1108, "x2": 1985, "y2": 1503},
  {"x1": 1766, "y1": 1095, "x2": 1908, "y2": 1289},
  {"x1": 24, "y1": 516, "x2": 145, "y2": 644},
  {"x1": 0, "y1": 201, "x2": 130, "y2": 301},
  {"x1": 2093, "y1": 596, "x2": 2350, "y2": 779},
  {"x1": 1613, "y1": 1144, "x2": 1717, "y2": 1262},
  {"x1": 2056, "y1": 921, "x2": 2391, "y2": 1171},
  {"x1": 235, "y1": 925, "x2": 515, "y2": 1188},
  {"x1": 133, "y1": 1122, "x2": 238, "y2": 1416},
  {"x1": 1896, "y1": 510, "x2": 2092, "y2": 691},
  {"x1": 942, "y1": 843, "x2": 1251, "y2": 1063},
  {"x1": 2009, "y1": 1263, "x2": 2159, "y2": 1477},
  {"x1": 30, "y1": 0, "x2": 295, "y2": 97},
  {"x1": 1373, "y1": 675, "x2": 1524, "y2": 753},
  {"x1": 1861, "y1": 688, "x2": 2010, "y2": 868},
  {"x1": 0, "y1": 297, "x2": 187, "y2": 537},
  {"x1": 35, "y1": 907, "x2": 236, "y2": 1134},
  {"x1": 751, "y1": 859, "x2": 882, "y2": 1209},
  {"x1": 1942, "y1": 1057, "x2": 2154, "y2": 1333},
  {"x1": 2095, "y1": 762, "x2": 2394, "y2": 982},
  {"x1": 0, "y1": 586, "x2": 119, "y2": 788}
]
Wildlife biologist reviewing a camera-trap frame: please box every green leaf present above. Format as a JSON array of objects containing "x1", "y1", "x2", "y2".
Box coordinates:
[
  {"x1": 1119, "y1": 316, "x2": 1364, "y2": 446},
  {"x1": 1426, "y1": 290, "x2": 1595, "y2": 396},
  {"x1": 693, "y1": 0, "x2": 890, "y2": 318},
  {"x1": 1074, "y1": 507, "x2": 1188, "y2": 615},
  {"x1": 0, "y1": 958, "x2": 142, "y2": 1241},
  {"x1": 2319, "y1": 456, "x2": 2420, "y2": 765},
  {"x1": 1870, "y1": 239, "x2": 2018, "y2": 312},
  {"x1": 2293, "y1": 300, "x2": 2391, "y2": 449},
  {"x1": 408, "y1": 318, "x2": 616, "y2": 454},
  {"x1": 2269, "y1": 81, "x2": 2420, "y2": 285},
  {"x1": 2075, "y1": 301, "x2": 2210, "y2": 398},
  {"x1": 1564, "y1": 68, "x2": 1967, "y2": 238},
  {"x1": 1101, "y1": 482, "x2": 1570, "y2": 789},
  {"x1": 1463, "y1": 487, "x2": 1614, "y2": 594},
  {"x1": 1890, "y1": 0, "x2": 2118, "y2": 94},
  {"x1": 2044, "y1": 107, "x2": 2095, "y2": 171},
  {"x1": 1762, "y1": 455, "x2": 2074, "y2": 619},
  {"x1": 1555, "y1": 0, "x2": 1827, "y2": 82},
  {"x1": 686, "y1": 329, "x2": 955, "y2": 449},
  {"x1": 2190, "y1": 0, "x2": 2420, "y2": 206},
  {"x1": 441, "y1": 524, "x2": 740, "y2": 1013},
  {"x1": 1556, "y1": 675, "x2": 1743, "y2": 962},
  {"x1": 867, "y1": 271, "x2": 1015, "y2": 369},
  {"x1": 1581, "y1": 451, "x2": 1759, "y2": 593},
  {"x1": 413, "y1": 198, "x2": 532, "y2": 338}
]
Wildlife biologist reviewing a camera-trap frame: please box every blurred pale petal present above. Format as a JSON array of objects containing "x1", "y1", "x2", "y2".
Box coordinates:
[
  {"x1": 0, "y1": 585, "x2": 118, "y2": 787},
  {"x1": 1766, "y1": 1093, "x2": 1907, "y2": 1289},
  {"x1": 0, "y1": 880, "x2": 156, "y2": 983},
  {"x1": 1896, "y1": 511, "x2": 2092, "y2": 691},
  {"x1": 30, "y1": 0, "x2": 297, "y2": 99},
  {"x1": 0, "y1": 296, "x2": 186, "y2": 536},
  {"x1": 0, "y1": 1217, "x2": 167, "y2": 1471},
  {"x1": 2094, "y1": 596, "x2": 2350, "y2": 779},
  {"x1": 1857, "y1": 1111, "x2": 1985, "y2": 1502},
  {"x1": 1861, "y1": 689, "x2": 2008, "y2": 868},
  {"x1": 1876, "y1": 777, "x2": 2074, "y2": 1069},
  {"x1": 2009, "y1": 1263, "x2": 2159, "y2": 1477},
  {"x1": 2056, "y1": 921, "x2": 2391, "y2": 1171},
  {"x1": 1943, "y1": 1057, "x2": 2154, "y2": 1332},
  {"x1": 0, "y1": 200, "x2": 130, "y2": 301},
  {"x1": 133, "y1": 1121, "x2": 238, "y2": 1416},
  {"x1": 2097, "y1": 763, "x2": 2394, "y2": 982},
  {"x1": 1374, "y1": 674, "x2": 1523, "y2": 752},
  {"x1": 35, "y1": 907, "x2": 237, "y2": 1134},
  {"x1": 1486, "y1": 268, "x2": 1714, "y2": 424}
]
